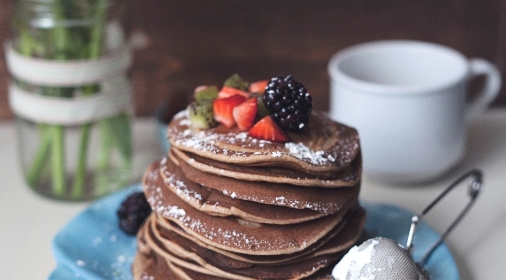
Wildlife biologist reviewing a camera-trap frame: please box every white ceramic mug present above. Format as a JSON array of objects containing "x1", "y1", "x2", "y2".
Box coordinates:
[{"x1": 328, "y1": 40, "x2": 501, "y2": 184}]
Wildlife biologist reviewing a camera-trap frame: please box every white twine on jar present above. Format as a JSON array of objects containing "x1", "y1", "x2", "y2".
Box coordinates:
[
  {"x1": 8, "y1": 76, "x2": 133, "y2": 125},
  {"x1": 4, "y1": 25, "x2": 134, "y2": 125},
  {"x1": 4, "y1": 40, "x2": 132, "y2": 86}
]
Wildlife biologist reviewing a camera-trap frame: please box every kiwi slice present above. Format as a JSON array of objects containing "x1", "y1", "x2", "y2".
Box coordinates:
[
  {"x1": 188, "y1": 101, "x2": 217, "y2": 129},
  {"x1": 256, "y1": 94, "x2": 270, "y2": 118},
  {"x1": 194, "y1": 86, "x2": 218, "y2": 102},
  {"x1": 224, "y1": 73, "x2": 249, "y2": 91}
]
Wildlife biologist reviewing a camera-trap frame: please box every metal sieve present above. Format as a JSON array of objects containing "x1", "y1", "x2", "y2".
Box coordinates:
[{"x1": 333, "y1": 169, "x2": 483, "y2": 280}]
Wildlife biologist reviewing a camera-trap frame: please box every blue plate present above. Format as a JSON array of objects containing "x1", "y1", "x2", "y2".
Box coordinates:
[
  {"x1": 156, "y1": 120, "x2": 170, "y2": 155},
  {"x1": 50, "y1": 185, "x2": 458, "y2": 280}
]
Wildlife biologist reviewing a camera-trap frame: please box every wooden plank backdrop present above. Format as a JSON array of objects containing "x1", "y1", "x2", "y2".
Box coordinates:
[{"x1": 1, "y1": 0, "x2": 505, "y2": 120}]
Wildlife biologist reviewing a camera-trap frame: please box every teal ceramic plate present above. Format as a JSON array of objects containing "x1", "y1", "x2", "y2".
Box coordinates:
[{"x1": 49, "y1": 185, "x2": 458, "y2": 280}]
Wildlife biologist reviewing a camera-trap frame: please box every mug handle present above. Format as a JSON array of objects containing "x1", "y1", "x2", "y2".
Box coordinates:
[{"x1": 466, "y1": 58, "x2": 502, "y2": 121}]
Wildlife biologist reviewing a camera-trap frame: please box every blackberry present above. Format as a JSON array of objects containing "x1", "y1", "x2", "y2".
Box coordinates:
[
  {"x1": 262, "y1": 75, "x2": 312, "y2": 132},
  {"x1": 117, "y1": 191, "x2": 152, "y2": 235}
]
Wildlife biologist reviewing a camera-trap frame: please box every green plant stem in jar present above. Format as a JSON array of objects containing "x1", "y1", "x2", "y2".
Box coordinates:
[{"x1": 11, "y1": 0, "x2": 132, "y2": 200}]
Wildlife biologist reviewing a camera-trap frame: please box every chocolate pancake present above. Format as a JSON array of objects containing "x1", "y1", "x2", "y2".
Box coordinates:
[
  {"x1": 133, "y1": 226, "x2": 182, "y2": 280},
  {"x1": 167, "y1": 261, "x2": 226, "y2": 280},
  {"x1": 134, "y1": 95, "x2": 365, "y2": 279},
  {"x1": 152, "y1": 199, "x2": 357, "y2": 255},
  {"x1": 149, "y1": 206, "x2": 365, "y2": 266},
  {"x1": 171, "y1": 147, "x2": 361, "y2": 188},
  {"x1": 132, "y1": 251, "x2": 183, "y2": 280},
  {"x1": 144, "y1": 217, "x2": 344, "y2": 280},
  {"x1": 144, "y1": 177, "x2": 355, "y2": 255},
  {"x1": 146, "y1": 158, "x2": 325, "y2": 224},
  {"x1": 136, "y1": 223, "x2": 233, "y2": 279},
  {"x1": 168, "y1": 260, "x2": 335, "y2": 280},
  {"x1": 141, "y1": 218, "x2": 256, "y2": 280},
  {"x1": 134, "y1": 250, "x2": 335, "y2": 280},
  {"x1": 173, "y1": 153, "x2": 360, "y2": 214},
  {"x1": 168, "y1": 110, "x2": 360, "y2": 175}
]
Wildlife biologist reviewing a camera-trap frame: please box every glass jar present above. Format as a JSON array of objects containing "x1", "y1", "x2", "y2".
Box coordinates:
[{"x1": 8, "y1": 0, "x2": 133, "y2": 200}]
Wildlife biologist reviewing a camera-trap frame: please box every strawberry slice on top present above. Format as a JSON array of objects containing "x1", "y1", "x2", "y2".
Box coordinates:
[
  {"x1": 213, "y1": 95, "x2": 247, "y2": 128},
  {"x1": 233, "y1": 97, "x2": 258, "y2": 131},
  {"x1": 248, "y1": 80, "x2": 269, "y2": 94},
  {"x1": 218, "y1": 86, "x2": 251, "y2": 99},
  {"x1": 249, "y1": 116, "x2": 289, "y2": 142}
]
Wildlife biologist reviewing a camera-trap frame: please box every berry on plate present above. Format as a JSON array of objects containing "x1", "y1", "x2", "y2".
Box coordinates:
[
  {"x1": 213, "y1": 95, "x2": 247, "y2": 128},
  {"x1": 117, "y1": 191, "x2": 151, "y2": 235},
  {"x1": 263, "y1": 75, "x2": 312, "y2": 132},
  {"x1": 233, "y1": 97, "x2": 258, "y2": 131},
  {"x1": 218, "y1": 86, "x2": 250, "y2": 99},
  {"x1": 249, "y1": 80, "x2": 269, "y2": 94},
  {"x1": 249, "y1": 116, "x2": 289, "y2": 142}
]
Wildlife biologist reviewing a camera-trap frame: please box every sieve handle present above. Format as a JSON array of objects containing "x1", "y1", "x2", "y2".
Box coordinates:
[{"x1": 406, "y1": 169, "x2": 483, "y2": 265}]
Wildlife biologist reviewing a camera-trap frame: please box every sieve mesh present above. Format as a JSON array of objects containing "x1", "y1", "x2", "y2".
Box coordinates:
[{"x1": 333, "y1": 237, "x2": 428, "y2": 280}]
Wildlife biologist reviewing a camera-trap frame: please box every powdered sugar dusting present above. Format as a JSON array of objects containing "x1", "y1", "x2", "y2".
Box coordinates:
[
  {"x1": 332, "y1": 238, "x2": 379, "y2": 279},
  {"x1": 284, "y1": 142, "x2": 333, "y2": 165},
  {"x1": 178, "y1": 215, "x2": 301, "y2": 251},
  {"x1": 271, "y1": 151, "x2": 282, "y2": 157},
  {"x1": 140, "y1": 272, "x2": 155, "y2": 280},
  {"x1": 226, "y1": 192, "x2": 342, "y2": 214},
  {"x1": 142, "y1": 111, "x2": 362, "y2": 254},
  {"x1": 168, "y1": 110, "x2": 361, "y2": 170},
  {"x1": 154, "y1": 205, "x2": 304, "y2": 252},
  {"x1": 144, "y1": 160, "x2": 188, "y2": 220},
  {"x1": 160, "y1": 162, "x2": 203, "y2": 202},
  {"x1": 331, "y1": 237, "x2": 426, "y2": 280},
  {"x1": 144, "y1": 167, "x2": 163, "y2": 209},
  {"x1": 174, "y1": 109, "x2": 190, "y2": 123},
  {"x1": 171, "y1": 126, "x2": 250, "y2": 155},
  {"x1": 162, "y1": 205, "x2": 186, "y2": 218},
  {"x1": 145, "y1": 163, "x2": 310, "y2": 252}
]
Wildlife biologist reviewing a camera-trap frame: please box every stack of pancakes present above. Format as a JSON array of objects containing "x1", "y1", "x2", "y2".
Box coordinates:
[{"x1": 133, "y1": 110, "x2": 365, "y2": 279}]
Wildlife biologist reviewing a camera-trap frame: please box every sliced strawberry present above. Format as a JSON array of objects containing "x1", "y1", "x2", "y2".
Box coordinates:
[
  {"x1": 249, "y1": 116, "x2": 289, "y2": 142},
  {"x1": 249, "y1": 80, "x2": 269, "y2": 93},
  {"x1": 218, "y1": 86, "x2": 250, "y2": 99},
  {"x1": 213, "y1": 95, "x2": 247, "y2": 128},
  {"x1": 233, "y1": 98, "x2": 258, "y2": 131}
]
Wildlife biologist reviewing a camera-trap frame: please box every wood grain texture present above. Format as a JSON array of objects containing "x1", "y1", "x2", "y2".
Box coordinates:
[
  {"x1": 0, "y1": 0, "x2": 12, "y2": 119},
  {"x1": 1, "y1": 0, "x2": 505, "y2": 120}
]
